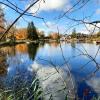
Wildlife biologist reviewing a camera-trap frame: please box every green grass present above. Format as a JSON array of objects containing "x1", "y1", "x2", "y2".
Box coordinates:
[{"x1": 0, "y1": 78, "x2": 43, "y2": 100}]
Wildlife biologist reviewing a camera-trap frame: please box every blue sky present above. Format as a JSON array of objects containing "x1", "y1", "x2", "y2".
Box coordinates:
[{"x1": 2, "y1": 0, "x2": 100, "y2": 35}]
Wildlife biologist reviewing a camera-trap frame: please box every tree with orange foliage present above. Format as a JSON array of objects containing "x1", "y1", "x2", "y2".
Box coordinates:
[
  {"x1": 15, "y1": 28, "x2": 27, "y2": 40},
  {"x1": 49, "y1": 32, "x2": 60, "y2": 40},
  {"x1": 0, "y1": 5, "x2": 5, "y2": 34}
]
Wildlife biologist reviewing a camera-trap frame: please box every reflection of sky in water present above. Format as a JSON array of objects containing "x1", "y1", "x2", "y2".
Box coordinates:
[
  {"x1": 0, "y1": 43, "x2": 100, "y2": 99},
  {"x1": 36, "y1": 43, "x2": 100, "y2": 71},
  {"x1": 35, "y1": 43, "x2": 100, "y2": 98},
  {"x1": 5, "y1": 53, "x2": 34, "y2": 88}
]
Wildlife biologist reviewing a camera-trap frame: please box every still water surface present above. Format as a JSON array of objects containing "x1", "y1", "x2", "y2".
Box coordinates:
[{"x1": 0, "y1": 42, "x2": 100, "y2": 99}]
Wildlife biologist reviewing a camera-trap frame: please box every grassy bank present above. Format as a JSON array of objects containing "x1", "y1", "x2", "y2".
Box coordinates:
[{"x1": 0, "y1": 39, "x2": 39, "y2": 46}]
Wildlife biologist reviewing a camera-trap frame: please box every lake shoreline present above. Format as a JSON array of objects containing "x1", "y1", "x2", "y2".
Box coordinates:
[
  {"x1": 0, "y1": 39, "x2": 39, "y2": 47},
  {"x1": 0, "y1": 39, "x2": 100, "y2": 47}
]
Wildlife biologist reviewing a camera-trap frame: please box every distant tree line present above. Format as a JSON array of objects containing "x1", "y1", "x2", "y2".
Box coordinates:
[
  {"x1": 70, "y1": 28, "x2": 100, "y2": 39},
  {"x1": 0, "y1": 4, "x2": 100, "y2": 42}
]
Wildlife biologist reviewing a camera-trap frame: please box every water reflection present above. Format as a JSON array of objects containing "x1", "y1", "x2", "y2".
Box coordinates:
[
  {"x1": 49, "y1": 41, "x2": 60, "y2": 47},
  {"x1": 0, "y1": 42, "x2": 100, "y2": 100},
  {"x1": 71, "y1": 42, "x2": 76, "y2": 48},
  {"x1": 0, "y1": 43, "x2": 38, "y2": 96},
  {"x1": 0, "y1": 55, "x2": 7, "y2": 76},
  {"x1": 77, "y1": 81, "x2": 97, "y2": 100},
  {"x1": 16, "y1": 43, "x2": 28, "y2": 53},
  {"x1": 28, "y1": 43, "x2": 39, "y2": 60},
  {"x1": 30, "y1": 62, "x2": 75, "y2": 100},
  {"x1": 0, "y1": 46, "x2": 16, "y2": 56}
]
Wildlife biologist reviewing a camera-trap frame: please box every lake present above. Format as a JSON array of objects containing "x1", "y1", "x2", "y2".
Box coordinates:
[{"x1": 0, "y1": 42, "x2": 100, "y2": 100}]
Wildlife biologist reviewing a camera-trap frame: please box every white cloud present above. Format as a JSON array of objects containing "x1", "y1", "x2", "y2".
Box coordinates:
[
  {"x1": 96, "y1": 8, "x2": 100, "y2": 15},
  {"x1": 42, "y1": 21, "x2": 67, "y2": 34},
  {"x1": 85, "y1": 23, "x2": 100, "y2": 33},
  {"x1": 77, "y1": 29, "x2": 89, "y2": 34},
  {"x1": 87, "y1": 77, "x2": 100, "y2": 94},
  {"x1": 42, "y1": 21, "x2": 56, "y2": 27},
  {"x1": 0, "y1": 4, "x2": 6, "y2": 9},
  {"x1": 77, "y1": 22, "x2": 100, "y2": 34},
  {"x1": 28, "y1": 0, "x2": 71, "y2": 13},
  {"x1": 30, "y1": 62, "x2": 74, "y2": 100}
]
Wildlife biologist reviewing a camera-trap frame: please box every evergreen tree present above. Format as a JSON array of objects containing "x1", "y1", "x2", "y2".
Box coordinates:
[
  {"x1": 71, "y1": 28, "x2": 77, "y2": 38},
  {"x1": 27, "y1": 21, "x2": 38, "y2": 40}
]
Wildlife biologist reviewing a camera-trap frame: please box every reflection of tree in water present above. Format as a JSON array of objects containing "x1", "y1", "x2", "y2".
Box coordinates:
[
  {"x1": 0, "y1": 45, "x2": 16, "y2": 56},
  {"x1": 0, "y1": 52, "x2": 7, "y2": 76},
  {"x1": 0, "y1": 45, "x2": 19, "y2": 89},
  {"x1": 0, "y1": 51, "x2": 7, "y2": 95},
  {"x1": 39, "y1": 41, "x2": 45, "y2": 48},
  {"x1": 0, "y1": 45, "x2": 41, "y2": 99},
  {"x1": 50, "y1": 42, "x2": 59, "y2": 47},
  {"x1": 48, "y1": 41, "x2": 60, "y2": 48},
  {"x1": 15, "y1": 43, "x2": 28, "y2": 53},
  {"x1": 71, "y1": 42, "x2": 76, "y2": 48},
  {"x1": 77, "y1": 81, "x2": 98, "y2": 100},
  {"x1": 28, "y1": 43, "x2": 39, "y2": 60}
]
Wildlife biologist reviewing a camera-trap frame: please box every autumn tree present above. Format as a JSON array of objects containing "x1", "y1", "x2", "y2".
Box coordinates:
[
  {"x1": 6, "y1": 24, "x2": 16, "y2": 41},
  {"x1": 0, "y1": 5, "x2": 5, "y2": 33},
  {"x1": 49, "y1": 33, "x2": 60, "y2": 40},
  {"x1": 0, "y1": 5, "x2": 6, "y2": 41},
  {"x1": 97, "y1": 31, "x2": 100, "y2": 37},
  {"x1": 27, "y1": 21, "x2": 39, "y2": 40},
  {"x1": 15, "y1": 28, "x2": 27, "y2": 40}
]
